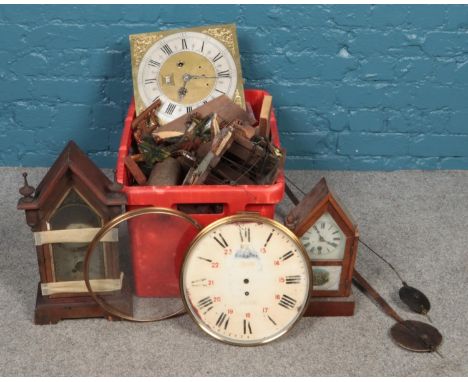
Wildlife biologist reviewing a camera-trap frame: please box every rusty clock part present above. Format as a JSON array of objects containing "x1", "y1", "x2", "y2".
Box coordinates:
[{"x1": 84, "y1": 207, "x2": 202, "y2": 322}]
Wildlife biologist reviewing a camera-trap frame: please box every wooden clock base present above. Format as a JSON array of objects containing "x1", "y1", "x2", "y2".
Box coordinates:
[
  {"x1": 304, "y1": 291, "x2": 355, "y2": 317},
  {"x1": 34, "y1": 282, "x2": 131, "y2": 325}
]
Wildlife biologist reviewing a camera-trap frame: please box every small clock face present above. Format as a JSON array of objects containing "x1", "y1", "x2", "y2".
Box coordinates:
[
  {"x1": 181, "y1": 216, "x2": 311, "y2": 346},
  {"x1": 301, "y1": 212, "x2": 346, "y2": 260},
  {"x1": 137, "y1": 31, "x2": 238, "y2": 124}
]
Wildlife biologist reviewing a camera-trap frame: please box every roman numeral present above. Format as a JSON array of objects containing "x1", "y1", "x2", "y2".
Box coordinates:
[
  {"x1": 181, "y1": 38, "x2": 188, "y2": 50},
  {"x1": 268, "y1": 315, "x2": 277, "y2": 326},
  {"x1": 186, "y1": 106, "x2": 192, "y2": 113},
  {"x1": 329, "y1": 242, "x2": 338, "y2": 248},
  {"x1": 264, "y1": 231, "x2": 273, "y2": 247},
  {"x1": 321, "y1": 222, "x2": 325, "y2": 229},
  {"x1": 191, "y1": 278, "x2": 207, "y2": 287},
  {"x1": 286, "y1": 275, "x2": 301, "y2": 284},
  {"x1": 216, "y1": 312, "x2": 227, "y2": 328},
  {"x1": 333, "y1": 237, "x2": 341, "y2": 241},
  {"x1": 213, "y1": 233, "x2": 228, "y2": 248},
  {"x1": 278, "y1": 294, "x2": 297, "y2": 310},
  {"x1": 280, "y1": 251, "x2": 294, "y2": 261},
  {"x1": 303, "y1": 242, "x2": 310, "y2": 248},
  {"x1": 161, "y1": 44, "x2": 173, "y2": 55},
  {"x1": 243, "y1": 319, "x2": 252, "y2": 335},
  {"x1": 215, "y1": 88, "x2": 225, "y2": 94},
  {"x1": 165, "y1": 103, "x2": 176, "y2": 115},
  {"x1": 144, "y1": 79, "x2": 156, "y2": 84},
  {"x1": 203, "y1": 100, "x2": 208, "y2": 104},
  {"x1": 148, "y1": 59, "x2": 160, "y2": 67},
  {"x1": 212, "y1": 52, "x2": 223, "y2": 62},
  {"x1": 217, "y1": 69, "x2": 231, "y2": 78},
  {"x1": 197, "y1": 297, "x2": 214, "y2": 314},
  {"x1": 239, "y1": 227, "x2": 250, "y2": 243},
  {"x1": 200, "y1": 41, "x2": 205, "y2": 52},
  {"x1": 152, "y1": 96, "x2": 160, "y2": 103}
]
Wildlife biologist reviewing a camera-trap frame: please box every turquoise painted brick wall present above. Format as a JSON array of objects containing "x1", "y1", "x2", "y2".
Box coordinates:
[{"x1": 1, "y1": 4, "x2": 468, "y2": 170}]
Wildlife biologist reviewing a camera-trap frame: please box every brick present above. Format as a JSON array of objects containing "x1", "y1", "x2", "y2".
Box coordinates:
[
  {"x1": 423, "y1": 32, "x2": 468, "y2": 57},
  {"x1": 276, "y1": 108, "x2": 330, "y2": 133},
  {"x1": 368, "y1": 5, "x2": 408, "y2": 27},
  {"x1": 338, "y1": 133, "x2": 408, "y2": 156},
  {"x1": 93, "y1": 104, "x2": 124, "y2": 129},
  {"x1": 13, "y1": 52, "x2": 49, "y2": 77},
  {"x1": 13, "y1": 105, "x2": 54, "y2": 129},
  {"x1": 55, "y1": 105, "x2": 92, "y2": 130},
  {"x1": 406, "y1": 5, "x2": 447, "y2": 29},
  {"x1": 328, "y1": 111, "x2": 349, "y2": 132},
  {"x1": 349, "y1": 111, "x2": 384, "y2": 132},
  {"x1": 409, "y1": 135, "x2": 468, "y2": 156},
  {"x1": 446, "y1": 5, "x2": 468, "y2": 30},
  {"x1": 356, "y1": 56, "x2": 396, "y2": 81},
  {"x1": 394, "y1": 58, "x2": 433, "y2": 81},
  {"x1": 280, "y1": 133, "x2": 336, "y2": 155},
  {"x1": 447, "y1": 111, "x2": 468, "y2": 134},
  {"x1": 30, "y1": 79, "x2": 101, "y2": 103},
  {"x1": 440, "y1": 157, "x2": 468, "y2": 169},
  {"x1": 329, "y1": 5, "x2": 370, "y2": 27}
]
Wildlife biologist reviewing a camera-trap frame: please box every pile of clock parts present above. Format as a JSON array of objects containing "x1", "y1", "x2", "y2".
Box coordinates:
[{"x1": 124, "y1": 94, "x2": 283, "y2": 192}]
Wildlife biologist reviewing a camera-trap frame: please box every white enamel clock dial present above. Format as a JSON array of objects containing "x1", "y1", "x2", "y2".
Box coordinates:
[
  {"x1": 181, "y1": 215, "x2": 311, "y2": 346},
  {"x1": 137, "y1": 31, "x2": 238, "y2": 124},
  {"x1": 301, "y1": 212, "x2": 346, "y2": 260}
]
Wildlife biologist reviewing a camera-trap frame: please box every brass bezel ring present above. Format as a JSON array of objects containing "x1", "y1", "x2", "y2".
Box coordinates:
[
  {"x1": 179, "y1": 213, "x2": 313, "y2": 346},
  {"x1": 84, "y1": 206, "x2": 202, "y2": 322}
]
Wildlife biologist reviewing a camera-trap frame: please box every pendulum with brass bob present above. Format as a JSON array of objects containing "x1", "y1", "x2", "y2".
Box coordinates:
[{"x1": 352, "y1": 270, "x2": 442, "y2": 355}]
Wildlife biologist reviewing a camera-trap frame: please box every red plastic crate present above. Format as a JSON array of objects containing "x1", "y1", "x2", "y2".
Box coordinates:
[{"x1": 116, "y1": 89, "x2": 285, "y2": 297}]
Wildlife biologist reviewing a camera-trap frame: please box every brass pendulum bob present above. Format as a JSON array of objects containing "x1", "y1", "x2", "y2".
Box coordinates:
[{"x1": 352, "y1": 270, "x2": 443, "y2": 354}]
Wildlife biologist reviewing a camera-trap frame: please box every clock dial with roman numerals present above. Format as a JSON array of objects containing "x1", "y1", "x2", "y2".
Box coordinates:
[
  {"x1": 300, "y1": 212, "x2": 346, "y2": 260},
  {"x1": 181, "y1": 214, "x2": 311, "y2": 346},
  {"x1": 136, "y1": 30, "x2": 239, "y2": 124}
]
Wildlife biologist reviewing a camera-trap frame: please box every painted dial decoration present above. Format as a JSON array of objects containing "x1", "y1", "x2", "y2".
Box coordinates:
[
  {"x1": 181, "y1": 215, "x2": 311, "y2": 346},
  {"x1": 301, "y1": 212, "x2": 346, "y2": 260},
  {"x1": 137, "y1": 31, "x2": 238, "y2": 124}
]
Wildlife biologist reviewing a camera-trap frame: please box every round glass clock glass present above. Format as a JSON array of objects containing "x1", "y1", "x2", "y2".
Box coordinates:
[
  {"x1": 130, "y1": 25, "x2": 245, "y2": 123},
  {"x1": 180, "y1": 214, "x2": 311, "y2": 346}
]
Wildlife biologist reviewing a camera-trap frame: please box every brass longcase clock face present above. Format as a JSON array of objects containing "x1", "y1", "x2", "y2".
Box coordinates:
[
  {"x1": 180, "y1": 214, "x2": 311, "y2": 346},
  {"x1": 130, "y1": 24, "x2": 245, "y2": 122}
]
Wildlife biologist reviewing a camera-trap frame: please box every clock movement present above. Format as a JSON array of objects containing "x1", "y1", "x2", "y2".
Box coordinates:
[
  {"x1": 129, "y1": 24, "x2": 245, "y2": 121},
  {"x1": 285, "y1": 177, "x2": 359, "y2": 316},
  {"x1": 180, "y1": 213, "x2": 311, "y2": 346},
  {"x1": 17, "y1": 141, "x2": 128, "y2": 324}
]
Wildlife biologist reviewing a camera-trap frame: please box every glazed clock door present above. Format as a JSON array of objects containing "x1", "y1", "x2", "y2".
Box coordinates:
[
  {"x1": 48, "y1": 189, "x2": 106, "y2": 282},
  {"x1": 300, "y1": 211, "x2": 347, "y2": 294},
  {"x1": 137, "y1": 31, "x2": 239, "y2": 123}
]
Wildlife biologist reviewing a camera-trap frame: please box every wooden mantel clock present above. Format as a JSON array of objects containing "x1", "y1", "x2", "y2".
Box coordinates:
[
  {"x1": 17, "y1": 141, "x2": 128, "y2": 324},
  {"x1": 285, "y1": 177, "x2": 359, "y2": 316}
]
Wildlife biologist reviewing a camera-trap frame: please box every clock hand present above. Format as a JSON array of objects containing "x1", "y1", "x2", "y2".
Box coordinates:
[{"x1": 178, "y1": 74, "x2": 190, "y2": 101}]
